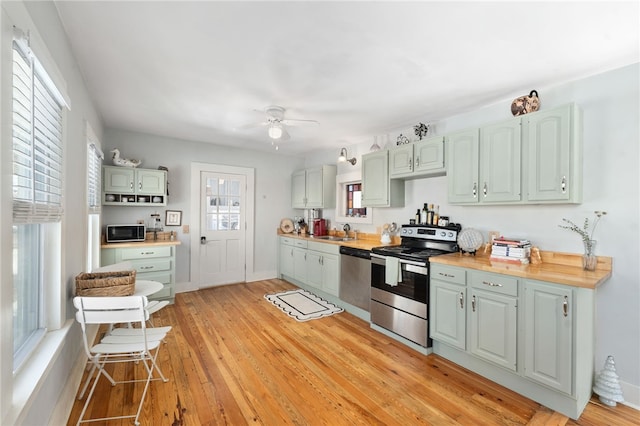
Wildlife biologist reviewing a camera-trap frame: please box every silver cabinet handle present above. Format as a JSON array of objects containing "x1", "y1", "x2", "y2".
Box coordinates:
[
  {"x1": 483, "y1": 182, "x2": 488, "y2": 197},
  {"x1": 140, "y1": 266, "x2": 154, "y2": 270},
  {"x1": 459, "y1": 292, "x2": 464, "y2": 309},
  {"x1": 140, "y1": 251, "x2": 155, "y2": 255},
  {"x1": 290, "y1": 249, "x2": 293, "y2": 257},
  {"x1": 130, "y1": 181, "x2": 134, "y2": 190},
  {"x1": 304, "y1": 253, "x2": 307, "y2": 260},
  {"x1": 439, "y1": 272, "x2": 455, "y2": 278},
  {"x1": 561, "y1": 176, "x2": 567, "y2": 193},
  {"x1": 472, "y1": 183, "x2": 477, "y2": 198},
  {"x1": 415, "y1": 156, "x2": 419, "y2": 168},
  {"x1": 471, "y1": 295, "x2": 476, "y2": 312},
  {"x1": 482, "y1": 280, "x2": 503, "y2": 287},
  {"x1": 139, "y1": 181, "x2": 142, "y2": 190},
  {"x1": 563, "y1": 295, "x2": 569, "y2": 317}
]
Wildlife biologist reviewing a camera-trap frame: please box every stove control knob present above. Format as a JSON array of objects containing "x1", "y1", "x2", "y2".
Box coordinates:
[
  {"x1": 440, "y1": 231, "x2": 446, "y2": 237},
  {"x1": 448, "y1": 232, "x2": 454, "y2": 238}
]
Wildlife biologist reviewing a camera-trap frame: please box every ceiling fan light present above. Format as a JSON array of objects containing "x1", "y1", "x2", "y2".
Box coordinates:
[{"x1": 268, "y1": 123, "x2": 283, "y2": 139}]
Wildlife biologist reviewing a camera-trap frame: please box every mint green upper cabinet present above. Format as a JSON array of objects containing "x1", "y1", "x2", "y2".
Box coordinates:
[
  {"x1": 389, "y1": 137, "x2": 445, "y2": 179},
  {"x1": 104, "y1": 166, "x2": 135, "y2": 194},
  {"x1": 103, "y1": 166, "x2": 167, "y2": 205},
  {"x1": 525, "y1": 104, "x2": 582, "y2": 203},
  {"x1": 362, "y1": 150, "x2": 404, "y2": 207},
  {"x1": 480, "y1": 119, "x2": 522, "y2": 203},
  {"x1": 291, "y1": 165, "x2": 337, "y2": 209},
  {"x1": 447, "y1": 129, "x2": 480, "y2": 203}
]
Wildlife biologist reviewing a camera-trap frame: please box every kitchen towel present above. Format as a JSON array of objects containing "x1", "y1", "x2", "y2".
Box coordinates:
[{"x1": 384, "y1": 257, "x2": 402, "y2": 286}]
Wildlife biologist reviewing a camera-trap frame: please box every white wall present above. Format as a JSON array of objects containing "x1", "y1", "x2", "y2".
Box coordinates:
[
  {"x1": 101, "y1": 129, "x2": 306, "y2": 286},
  {"x1": 322, "y1": 64, "x2": 640, "y2": 405}
]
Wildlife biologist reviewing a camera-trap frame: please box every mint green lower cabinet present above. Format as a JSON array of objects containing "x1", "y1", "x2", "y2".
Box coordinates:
[
  {"x1": 430, "y1": 265, "x2": 467, "y2": 350},
  {"x1": 278, "y1": 239, "x2": 340, "y2": 298},
  {"x1": 523, "y1": 280, "x2": 573, "y2": 394},
  {"x1": 469, "y1": 290, "x2": 517, "y2": 371},
  {"x1": 101, "y1": 243, "x2": 176, "y2": 303},
  {"x1": 279, "y1": 237, "x2": 295, "y2": 278},
  {"x1": 430, "y1": 263, "x2": 594, "y2": 419}
]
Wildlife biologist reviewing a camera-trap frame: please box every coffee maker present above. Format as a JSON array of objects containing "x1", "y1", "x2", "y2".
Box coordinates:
[{"x1": 307, "y1": 209, "x2": 320, "y2": 235}]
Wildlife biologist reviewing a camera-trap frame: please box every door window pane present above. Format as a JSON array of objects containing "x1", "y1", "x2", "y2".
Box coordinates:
[{"x1": 205, "y1": 176, "x2": 243, "y2": 231}]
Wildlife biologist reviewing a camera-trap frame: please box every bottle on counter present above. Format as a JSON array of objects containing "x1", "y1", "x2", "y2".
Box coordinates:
[
  {"x1": 420, "y1": 204, "x2": 428, "y2": 225},
  {"x1": 415, "y1": 209, "x2": 421, "y2": 224},
  {"x1": 427, "y1": 204, "x2": 434, "y2": 225},
  {"x1": 433, "y1": 205, "x2": 440, "y2": 226}
]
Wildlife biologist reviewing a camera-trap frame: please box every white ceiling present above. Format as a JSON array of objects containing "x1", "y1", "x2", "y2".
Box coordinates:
[{"x1": 54, "y1": 1, "x2": 639, "y2": 155}]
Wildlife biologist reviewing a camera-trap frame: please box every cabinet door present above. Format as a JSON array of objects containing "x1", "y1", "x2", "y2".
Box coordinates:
[
  {"x1": 137, "y1": 169, "x2": 166, "y2": 195},
  {"x1": 321, "y1": 253, "x2": 340, "y2": 296},
  {"x1": 306, "y1": 251, "x2": 323, "y2": 289},
  {"x1": 389, "y1": 144, "x2": 414, "y2": 177},
  {"x1": 469, "y1": 290, "x2": 517, "y2": 371},
  {"x1": 414, "y1": 137, "x2": 445, "y2": 174},
  {"x1": 480, "y1": 119, "x2": 521, "y2": 203},
  {"x1": 291, "y1": 170, "x2": 307, "y2": 208},
  {"x1": 104, "y1": 167, "x2": 135, "y2": 194},
  {"x1": 430, "y1": 280, "x2": 466, "y2": 350},
  {"x1": 447, "y1": 129, "x2": 479, "y2": 204},
  {"x1": 362, "y1": 150, "x2": 390, "y2": 207},
  {"x1": 524, "y1": 280, "x2": 573, "y2": 394},
  {"x1": 293, "y1": 248, "x2": 307, "y2": 283},
  {"x1": 305, "y1": 167, "x2": 324, "y2": 208},
  {"x1": 279, "y1": 242, "x2": 294, "y2": 278},
  {"x1": 526, "y1": 105, "x2": 576, "y2": 202}
]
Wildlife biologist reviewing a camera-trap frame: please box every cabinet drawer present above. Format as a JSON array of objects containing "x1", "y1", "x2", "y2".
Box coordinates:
[
  {"x1": 131, "y1": 259, "x2": 172, "y2": 274},
  {"x1": 470, "y1": 271, "x2": 518, "y2": 297},
  {"x1": 307, "y1": 241, "x2": 340, "y2": 254},
  {"x1": 280, "y1": 237, "x2": 295, "y2": 246},
  {"x1": 431, "y1": 264, "x2": 466, "y2": 285},
  {"x1": 120, "y1": 245, "x2": 172, "y2": 260},
  {"x1": 294, "y1": 240, "x2": 308, "y2": 248},
  {"x1": 137, "y1": 271, "x2": 172, "y2": 285}
]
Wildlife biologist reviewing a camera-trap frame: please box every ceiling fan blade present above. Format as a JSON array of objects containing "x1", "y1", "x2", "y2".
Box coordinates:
[
  {"x1": 280, "y1": 127, "x2": 291, "y2": 140},
  {"x1": 281, "y1": 118, "x2": 319, "y2": 127}
]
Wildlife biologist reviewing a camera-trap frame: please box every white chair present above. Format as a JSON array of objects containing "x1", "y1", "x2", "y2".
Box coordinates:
[{"x1": 73, "y1": 295, "x2": 171, "y2": 426}]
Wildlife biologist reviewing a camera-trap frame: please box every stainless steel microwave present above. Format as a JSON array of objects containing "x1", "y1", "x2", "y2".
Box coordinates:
[{"x1": 106, "y1": 224, "x2": 146, "y2": 243}]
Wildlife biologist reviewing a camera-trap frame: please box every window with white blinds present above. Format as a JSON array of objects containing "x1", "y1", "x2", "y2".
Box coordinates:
[
  {"x1": 12, "y1": 39, "x2": 65, "y2": 223},
  {"x1": 87, "y1": 143, "x2": 103, "y2": 213}
]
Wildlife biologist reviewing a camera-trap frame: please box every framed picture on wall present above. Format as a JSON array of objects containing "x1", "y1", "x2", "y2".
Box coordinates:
[{"x1": 165, "y1": 210, "x2": 182, "y2": 226}]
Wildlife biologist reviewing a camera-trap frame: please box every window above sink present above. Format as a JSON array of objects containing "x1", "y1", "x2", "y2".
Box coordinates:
[{"x1": 335, "y1": 171, "x2": 373, "y2": 225}]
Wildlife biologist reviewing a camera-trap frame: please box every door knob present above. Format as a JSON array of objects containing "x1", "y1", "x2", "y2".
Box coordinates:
[{"x1": 200, "y1": 236, "x2": 206, "y2": 244}]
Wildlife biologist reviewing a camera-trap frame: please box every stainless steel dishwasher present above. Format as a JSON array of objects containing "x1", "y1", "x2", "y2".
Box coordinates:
[{"x1": 339, "y1": 246, "x2": 371, "y2": 312}]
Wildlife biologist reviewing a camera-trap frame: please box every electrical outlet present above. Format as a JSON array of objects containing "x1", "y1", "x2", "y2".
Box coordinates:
[
  {"x1": 488, "y1": 231, "x2": 500, "y2": 242},
  {"x1": 182, "y1": 225, "x2": 189, "y2": 234}
]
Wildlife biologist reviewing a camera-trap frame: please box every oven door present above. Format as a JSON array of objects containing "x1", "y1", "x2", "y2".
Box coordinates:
[{"x1": 370, "y1": 254, "x2": 428, "y2": 303}]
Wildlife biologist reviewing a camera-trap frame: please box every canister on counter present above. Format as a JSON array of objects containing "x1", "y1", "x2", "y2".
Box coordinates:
[{"x1": 438, "y1": 216, "x2": 449, "y2": 227}]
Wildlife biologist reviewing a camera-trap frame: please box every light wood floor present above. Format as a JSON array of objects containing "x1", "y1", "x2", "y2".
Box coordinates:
[{"x1": 67, "y1": 279, "x2": 639, "y2": 425}]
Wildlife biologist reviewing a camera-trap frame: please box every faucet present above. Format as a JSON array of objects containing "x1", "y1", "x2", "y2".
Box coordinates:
[{"x1": 343, "y1": 223, "x2": 351, "y2": 237}]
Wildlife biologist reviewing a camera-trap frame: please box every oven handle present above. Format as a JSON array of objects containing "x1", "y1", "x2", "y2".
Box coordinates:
[{"x1": 370, "y1": 253, "x2": 428, "y2": 270}]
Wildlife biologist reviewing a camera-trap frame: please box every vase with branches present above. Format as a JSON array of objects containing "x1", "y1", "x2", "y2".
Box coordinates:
[{"x1": 559, "y1": 211, "x2": 607, "y2": 270}]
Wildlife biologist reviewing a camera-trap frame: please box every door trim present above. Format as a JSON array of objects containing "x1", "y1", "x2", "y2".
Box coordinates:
[{"x1": 190, "y1": 162, "x2": 255, "y2": 290}]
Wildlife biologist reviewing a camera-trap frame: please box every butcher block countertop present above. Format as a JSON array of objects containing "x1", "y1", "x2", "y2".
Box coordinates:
[
  {"x1": 278, "y1": 230, "x2": 399, "y2": 251},
  {"x1": 101, "y1": 240, "x2": 181, "y2": 249},
  {"x1": 430, "y1": 250, "x2": 612, "y2": 289}
]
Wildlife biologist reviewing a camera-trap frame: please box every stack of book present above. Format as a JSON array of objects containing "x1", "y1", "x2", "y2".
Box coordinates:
[{"x1": 490, "y1": 237, "x2": 532, "y2": 264}]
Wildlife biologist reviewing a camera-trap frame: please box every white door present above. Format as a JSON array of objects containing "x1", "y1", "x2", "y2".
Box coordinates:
[{"x1": 199, "y1": 171, "x2": 246, "y2": 286}]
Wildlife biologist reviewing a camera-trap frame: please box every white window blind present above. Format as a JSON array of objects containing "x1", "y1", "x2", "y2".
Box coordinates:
[
  {"x1": 87, "y1": 143, "x2": 103, "y2": 213},
  {"x1": 12, "y1": 39, "x2": 65, "y2": 224}
]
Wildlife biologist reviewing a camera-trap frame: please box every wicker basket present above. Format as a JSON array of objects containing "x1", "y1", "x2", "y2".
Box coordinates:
[{"x1": 75, "y1": 270, "x2": 136, "y2": 297}]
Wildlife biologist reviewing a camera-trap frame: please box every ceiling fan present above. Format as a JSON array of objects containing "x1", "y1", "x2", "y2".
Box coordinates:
[{"x1": 250, "y1": 105, "x2": 319, "y2": 141}]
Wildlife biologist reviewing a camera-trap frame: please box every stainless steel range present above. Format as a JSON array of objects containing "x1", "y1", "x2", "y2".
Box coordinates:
[{"x1": 370, "y1": 224, "x2": 460, "y2": 347}]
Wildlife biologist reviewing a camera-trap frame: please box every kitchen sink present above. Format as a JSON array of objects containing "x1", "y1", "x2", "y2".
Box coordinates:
[{"x1": 313, "y1": 236, "x2": 355, "y2": 242}]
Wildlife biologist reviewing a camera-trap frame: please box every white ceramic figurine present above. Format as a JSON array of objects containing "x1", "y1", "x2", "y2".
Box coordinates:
[{"x1": 111, "y1": 148, "x2": 142, "y2": 168}]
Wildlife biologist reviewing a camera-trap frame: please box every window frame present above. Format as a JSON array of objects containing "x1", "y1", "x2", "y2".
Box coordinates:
[{"x1": 335, "y1": 171, "x2": 373, "y2": 225}]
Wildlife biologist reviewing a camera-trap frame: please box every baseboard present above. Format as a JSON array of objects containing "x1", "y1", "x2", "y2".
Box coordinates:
[
  {"x1": 246, "y1": 270, "x2": 277, "y2": 282},
  {"x1": 620, "y1": 380, "x2": 640, "y2": 410}
]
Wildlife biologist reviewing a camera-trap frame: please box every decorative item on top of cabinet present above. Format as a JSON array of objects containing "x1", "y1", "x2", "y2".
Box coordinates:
[
  {"x1": 110, "y1": 148, "x2": 142, "y2": 167},
  {"x1": 511, "y1": 90, "x2": 540, "y2": 116},
  {"x1": 413, "y1": 122, "x2": 430, "y2": 140}
]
